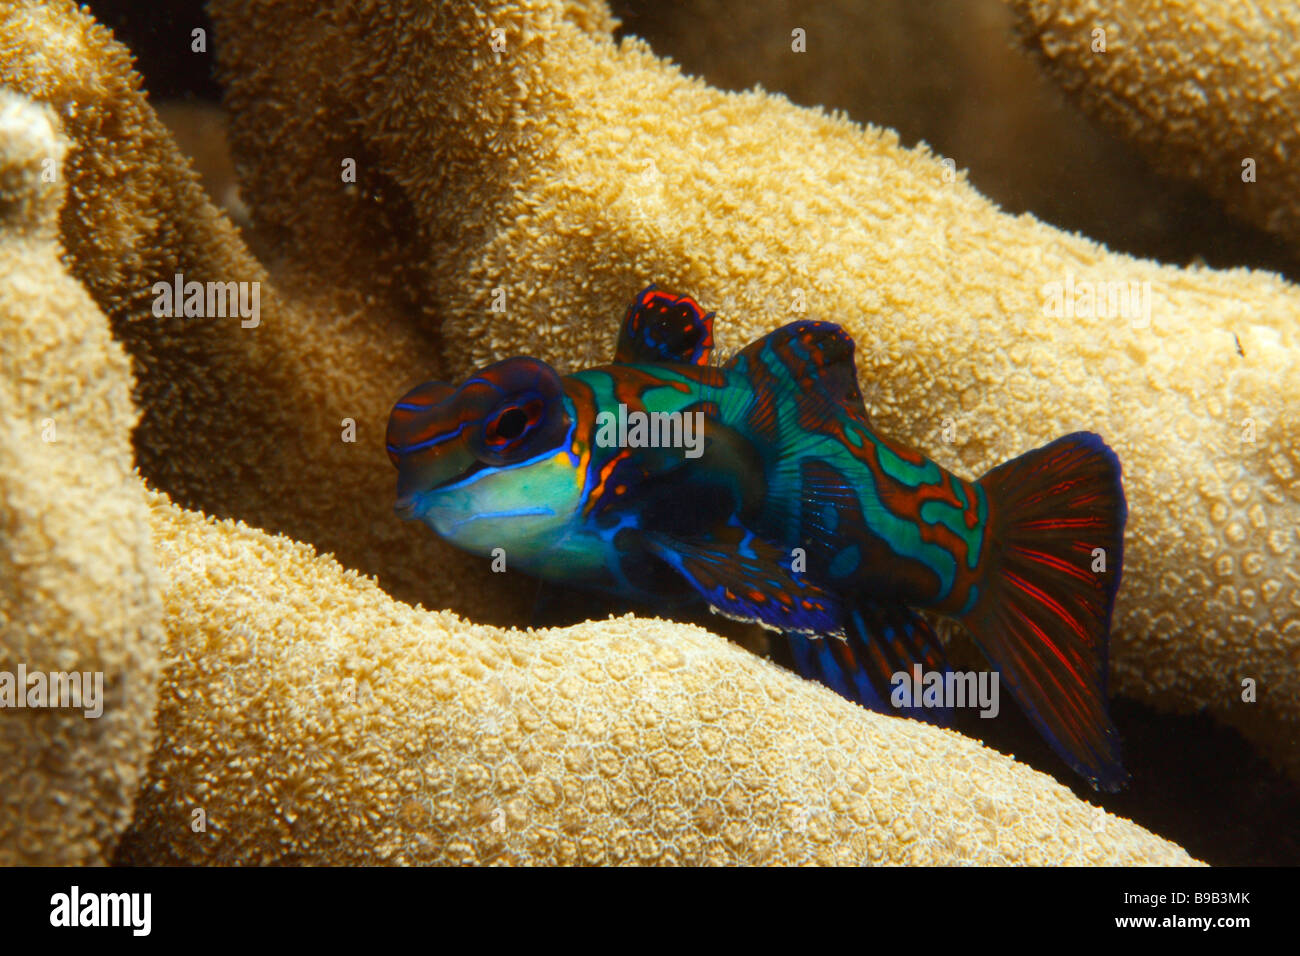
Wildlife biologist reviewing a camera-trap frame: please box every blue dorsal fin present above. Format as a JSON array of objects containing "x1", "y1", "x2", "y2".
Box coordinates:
[
  {"x1": 637, "y1": 524, "x2": 842, "y2": 636},
  {"x1": 785, "y1": 603, "x2": 954, "y2": 725},
  {"x1": 614, "y1": 284, "x2": 715, "y2": 366},
  {"x1": 725, "y1": 320, "x2": 870, "y2": 425}
]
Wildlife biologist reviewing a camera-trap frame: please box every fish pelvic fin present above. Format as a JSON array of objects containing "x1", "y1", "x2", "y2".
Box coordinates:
[
  {"x1": 963, "y1": 432, "x2": 1129, "y2": 791},
  {"x1": 639, "y1": 526, "x2": 843, "y2": 636},
  {"x1": 785, "y1": 603, "x2": 954, "y2": 725}
]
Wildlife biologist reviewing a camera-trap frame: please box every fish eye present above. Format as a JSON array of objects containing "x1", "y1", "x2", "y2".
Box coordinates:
[
  {"x1": 485, "y1": 400, "x2": 540, "y2": 443},
  {"x1": 463, "y1": 358, "x2": 569, "y2": 467},
  {"x1": 493, "y1": 407, "x2": 529, "y2": 440},
  {"x1": 478, "y1": 395, "x2": 549, "y2": 463}
]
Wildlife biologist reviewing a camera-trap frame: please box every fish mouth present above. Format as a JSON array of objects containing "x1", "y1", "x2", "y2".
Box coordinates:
[
  {"x1": 448, "y1": 505, "x2": 557, "y2": 532},
  {"x1": 394, "y1": 460, "x2": 490, "y2": 519}
]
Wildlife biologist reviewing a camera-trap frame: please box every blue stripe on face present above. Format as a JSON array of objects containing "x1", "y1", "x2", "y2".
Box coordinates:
[
  {"x1": 389, "y1": 421, "x2": 471, "y2": 455},
  {"x1": 449, "y1": 506, "x2": 557, "y2": 531},
  {"x1": 462, "y1": 377, "x2": 507, "y2": 393},
  {"x1": 432, "y1": 416, "x2": 579, "y2": 493}
]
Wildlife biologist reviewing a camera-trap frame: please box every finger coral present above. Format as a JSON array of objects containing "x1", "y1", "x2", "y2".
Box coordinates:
[
  {"x1": 115, "y1": 494, "x2": 1194, "y2": 866},
  {"x1": 0, "y1": 0, "x2": 526, "y2": 629},
  {"x1": 0, "y1": 0, "x2": 1291, "y2": 866},
  {"x1": 210, "y1": 0, "x2": 1300, "y2": 770},
  {"x1": 1009, "y1": 0, "x2": 1300, "y2": 250},
  {"x1": 0, "y1": 90, "x2": 162, "y2": 865},
  {"x1": 613, "y1": 0, "x2": 1297, "y2": 276}
]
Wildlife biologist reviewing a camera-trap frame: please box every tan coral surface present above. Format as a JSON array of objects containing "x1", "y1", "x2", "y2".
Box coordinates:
[
  {"x1": 0, "y1": 90, "x2": 162, "y2": 865},
  {"x1": 0, "y1": 0, "x2": 1290, "y2": 865},
  {"x1": 212, "y1": 0, "x2": 1300, "y2": 767},
  {"x1": 116, "y1": 495, "x2": 1195, "y2": 866},
  {"x1": 1009, "y1": 0, "x2": 1300, "y2": 249},
  {"x1": 0, "y1": 0, "x2": 523, "y2": 628}
]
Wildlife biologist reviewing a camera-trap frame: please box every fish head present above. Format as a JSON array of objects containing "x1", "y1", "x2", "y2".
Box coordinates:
[{"x1": 386, "y1": 357, "x2": 583, "y2": 558}]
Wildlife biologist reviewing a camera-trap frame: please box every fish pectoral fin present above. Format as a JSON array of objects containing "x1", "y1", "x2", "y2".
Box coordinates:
[
  {"x1": 638, "y1": 526, "x2": 841, "y2": 636},
  {"x1": 613, "y1": 284, "x2": 715, "y2": 366},
  {"x1": 784, "y1": 604, "x2": 954, "y2": 725}
]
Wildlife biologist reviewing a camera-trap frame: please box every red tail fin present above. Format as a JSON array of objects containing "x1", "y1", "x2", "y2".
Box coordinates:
[{"x1": 963, "y1": 432, "x2": 1128, "y2": 790}]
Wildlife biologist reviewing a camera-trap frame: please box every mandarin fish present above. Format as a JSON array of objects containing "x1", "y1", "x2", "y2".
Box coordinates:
[{"x1": 387, "y1": 285, "x2": 1129, "y2": 790}]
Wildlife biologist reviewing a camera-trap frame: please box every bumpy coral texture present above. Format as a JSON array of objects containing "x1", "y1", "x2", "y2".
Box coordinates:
[
  {"x1": 1009, "y1": 0, "x2": 1300, "y2": 248},
  {"x1": 614, "y1": 0, "x2": 1296, "y2": 276},
  {"x1": 0, "y1": 90, "x2": 162, "y2": 864},
  {"x1": 115, "y1": 496, "x2": 1194, "y2": 866},
  {"x1": 0, "y1": 0, "x2": 521, "y2": 630},
  {"x1": 0, "y1": 0, "x2": 1283, "y2": 864},
  {"x1": 212, "y1": 0, "x2": 1300, "y2": 770}
]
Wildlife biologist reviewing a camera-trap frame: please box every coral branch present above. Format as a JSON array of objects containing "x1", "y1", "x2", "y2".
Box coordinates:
[
  {"x1": 212, "y1": 0, "x2": 1300, "y2": 771},
  {"x1": 0, "y1": 0, "x2": 1294, "y2": 864},
  {"x1": 0, "y1": 89, "x2": 162, "y2": 865},
  {"x1": 116, "y1": 495, "x2": 1196, "y2": 865},
  {"x1": 1008, "y1": 0, "x2": 1300, "y2": 249}
]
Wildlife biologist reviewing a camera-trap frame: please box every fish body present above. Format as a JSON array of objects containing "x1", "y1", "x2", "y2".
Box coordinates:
[{"x1": 388, "y1": 285, "x2": 1129, "y2": 789}]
